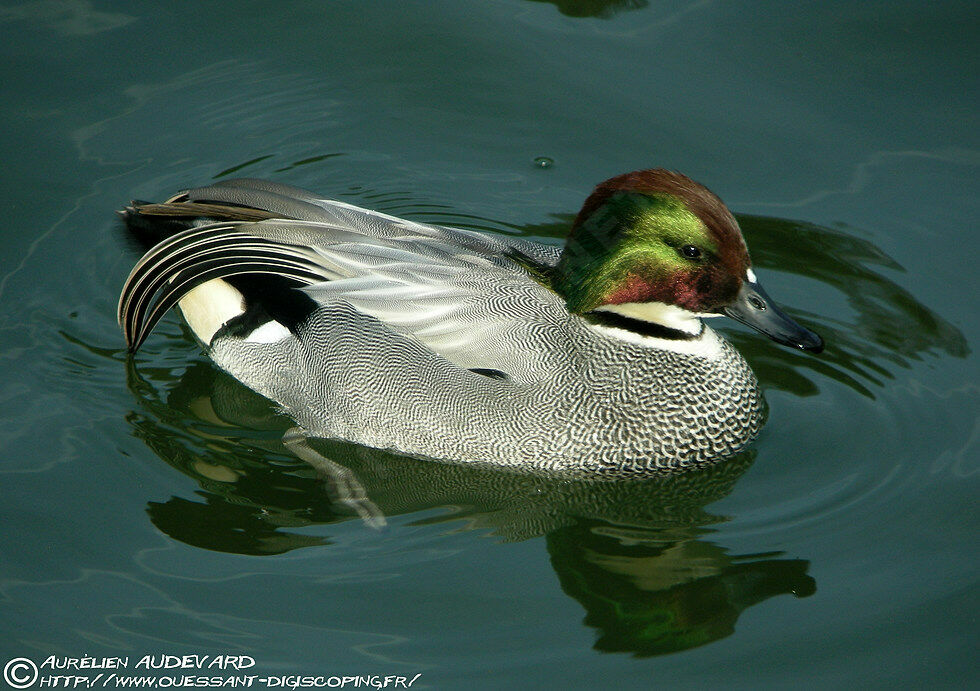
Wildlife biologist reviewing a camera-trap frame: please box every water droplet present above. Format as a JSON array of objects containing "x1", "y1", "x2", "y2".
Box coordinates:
[{"x1": 533, "y1": 156, "x2": 554, "y2": 169}]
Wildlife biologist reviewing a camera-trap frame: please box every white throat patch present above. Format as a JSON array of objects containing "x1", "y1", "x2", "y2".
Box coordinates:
[
  {"x1": 590, "y1": 301, "x2": 725, "y2": 358},
  {"x1": 595, "y1": 301, "x2": 703, "y2": 336}
]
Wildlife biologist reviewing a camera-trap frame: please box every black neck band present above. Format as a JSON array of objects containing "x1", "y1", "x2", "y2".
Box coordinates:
[{"x1": 586, "y1": 310, "x2": 701, "y2": 341}]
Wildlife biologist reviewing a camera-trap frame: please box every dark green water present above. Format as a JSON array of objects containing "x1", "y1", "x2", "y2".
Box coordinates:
[{"x1": 1, "y1": 1, "x2": 977, "y2": 688}]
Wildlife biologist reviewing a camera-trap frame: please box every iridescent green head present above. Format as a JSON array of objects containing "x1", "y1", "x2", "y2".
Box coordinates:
[
  {"x1": 555, "y1": 169, "x2": 749, "y2": 315},
  {"x1": 555, "y1": 169, "x2": 823, "y2": 352}
]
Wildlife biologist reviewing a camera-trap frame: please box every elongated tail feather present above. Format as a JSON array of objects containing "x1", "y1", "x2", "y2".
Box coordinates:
[
  {"x1": 127, "y1": 201, "x2": 278, "y2": 222},
  {"x1": 119, "y1": 223, "x2": 330, "y2": 352}
]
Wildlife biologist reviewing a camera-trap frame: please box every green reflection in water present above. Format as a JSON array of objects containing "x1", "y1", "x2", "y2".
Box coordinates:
[{"x1": 549, "y1": 522, "x2": 814, "y2": 657}]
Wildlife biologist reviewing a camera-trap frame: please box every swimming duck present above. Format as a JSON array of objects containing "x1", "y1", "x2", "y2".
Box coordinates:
[{"x1": 119, "y1": 170, "x2": 822, "y2": 477}]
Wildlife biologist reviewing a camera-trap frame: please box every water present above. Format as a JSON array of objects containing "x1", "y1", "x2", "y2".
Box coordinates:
[{"x1": 1, "y1": 1, "x2": 977, "y2": 688}]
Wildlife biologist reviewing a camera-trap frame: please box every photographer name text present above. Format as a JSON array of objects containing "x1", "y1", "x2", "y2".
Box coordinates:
[{"x1": 41, "y1": 657, "x2": 256, "y2": 671}]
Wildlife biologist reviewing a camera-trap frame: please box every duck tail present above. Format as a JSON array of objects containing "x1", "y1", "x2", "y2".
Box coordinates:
[
  {"x1": 118, "y1": 180, "x2": 335, "y2": 353},
  {"x1": 120, "y1": 199, "x2": 278, "y2": 249},
  {"x1": 117, "y1": 220, "x2": 331, "y2": 352}
]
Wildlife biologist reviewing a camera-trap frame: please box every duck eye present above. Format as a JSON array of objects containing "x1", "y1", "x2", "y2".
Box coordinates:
[{"x1": 681, "y1": 245, "x2": 702, "y2": 259}]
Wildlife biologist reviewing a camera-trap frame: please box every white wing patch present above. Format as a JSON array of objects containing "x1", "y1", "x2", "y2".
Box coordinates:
[{"x1": 246, "y1": 320, "x2": 292, "y2": 344}]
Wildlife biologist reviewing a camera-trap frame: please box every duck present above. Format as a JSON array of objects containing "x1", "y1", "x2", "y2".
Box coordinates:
[{"x1": 119, "y1": 169, "x2": 823, "y2": 478}]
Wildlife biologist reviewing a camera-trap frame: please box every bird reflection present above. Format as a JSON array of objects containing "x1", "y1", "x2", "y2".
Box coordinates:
[
  {"x1": 549, "y1": 523, "x2": 813, "y2": 656},
  {"x1": 127, "y1": 359, "x2": 814, "y2": 656},
  {"x1": 525, "y1": 0, "x2": 649, "y2": 19}
]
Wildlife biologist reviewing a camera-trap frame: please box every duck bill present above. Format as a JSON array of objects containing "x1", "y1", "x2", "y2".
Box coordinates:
[{"x1": 723, "y1": 278, "x2": 824, "y2": 353}]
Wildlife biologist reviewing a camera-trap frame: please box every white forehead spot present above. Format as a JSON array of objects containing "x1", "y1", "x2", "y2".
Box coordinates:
[{"x1": 746, "y1": 268, "x2": 757, "y2": 283}]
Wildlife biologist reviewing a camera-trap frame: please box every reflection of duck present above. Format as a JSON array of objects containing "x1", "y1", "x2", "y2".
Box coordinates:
[
  {"x1": 119, "y1": 171, "x2": 822, "y2": 475},
  {"x1": 129, "y1": 359, "x2": 814, "y2": 655},
  {"x1": 549, "y1": 523, "x2": 814, "y2": 656},
  {"x1": 525, "y1": 0, "x2": 649, "y2": 19}
]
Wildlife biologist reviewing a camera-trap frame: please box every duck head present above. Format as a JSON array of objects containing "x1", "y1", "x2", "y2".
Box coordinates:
[{"x1": 555, "y1": 169, "x2": 823, "y2": 352}]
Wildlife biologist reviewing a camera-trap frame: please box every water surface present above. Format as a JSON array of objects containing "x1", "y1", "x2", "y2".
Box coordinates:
[{"x1": 1, "y1": 1, "x2": 977, "y2": 688}]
